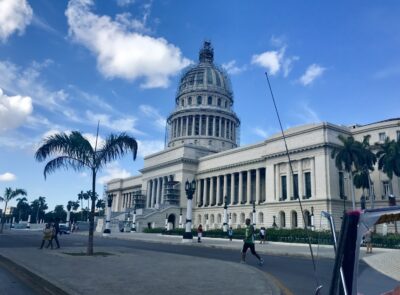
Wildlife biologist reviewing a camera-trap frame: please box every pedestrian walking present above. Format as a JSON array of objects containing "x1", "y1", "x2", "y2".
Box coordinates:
[
  {"x1": 39, "y1": 223, "x2": 54, "y2": 249},
  {"x1": 364, "y1": 229, "x2": 373, "y2": 254},
  {"x1": 228, "y1": 227, "x2": 233, "y2": 241},
  {"x1": 51, "y1": 217, "x2": 61, "y2": 249},
  {"x1": 241, "y1": 218, "x2": 264, "y2": 266},
  {"x1": 197, "y1": 224, "x2": 203, "y2": 243},
  {"x1": 259, "y1": 227, "x2": 266, "y2": 244}
]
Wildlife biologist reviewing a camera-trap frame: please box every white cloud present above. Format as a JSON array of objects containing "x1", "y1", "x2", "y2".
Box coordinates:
[
  {"x1": 65, "y1": 0, "x2": 191, "y2": 88},
  {"x1": 86, "y1": 110, "x2": 143, "y2": 135},
  {"x1": 252, "y1": 127, "x2": 269, "y2": 138},
  {"x1": 299, "y1": 64, "x2": 326, "y2": 86},
  {"x1": 0, "y1": 172, "x2": 16, "y2": 182},
  {"x1": 139, "y1": 105, "x2": 166, "y2": 130},
  {"x1": 252, "y1": 49, "x2": 283, "y2": 75},
  {"x1": 98, "y1": 162, "x2": 131, "y2": 184},
  {"x1": 0, "y1": 0, "x2": 32, "y2": 42},
  {"x1": 222, "y1": 60, "x2": 246, "y2": 75},
  {"x1": 0, "y1": 88, "x2": 33, "y2": 133},
  {"x1": 137, "y1": 139, "x2": 164, "y2": 158},
  {"x1": 296, "y1": 102, "x2": 321, "y2": 123}
]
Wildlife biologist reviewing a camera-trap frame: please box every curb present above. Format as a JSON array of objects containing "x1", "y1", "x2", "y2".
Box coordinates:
[{"x1": 0, "y1": 254, "x2": 70, "y2": 295}]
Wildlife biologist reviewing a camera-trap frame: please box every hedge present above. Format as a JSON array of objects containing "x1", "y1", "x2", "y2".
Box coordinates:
[{"x1": 142, "y1": 227, "x2": 400, "y2": 248}]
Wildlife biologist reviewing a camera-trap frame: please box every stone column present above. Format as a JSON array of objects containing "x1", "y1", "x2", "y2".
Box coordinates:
[
  {"x1": 206, "y1": 116, "x2": 210, "y2": 136},
  {"x1": 210, "y1": 177, "x2": 214, "y2": 206},
  {"x1": 219, "y1": 116, "x2": 222, "y2": 137},
  {"x1": 216, "y1": 176, "x2": 221, "y2": 205},
  {"x1": 256, "y1": 168, "x2": 260, "y2": 204},
  {"x1": 224, "y1": 118, "x2": 228, "y2": 138},
  {"x1": 212, "y1": 116, "x2": 216, "y2": 137},
  {"x1": 161, "y1": 176, "x2": 166, "y2": 205},
  {"x1": 199, "y1": 116, "x2": 203, "y2": 135},
  {"x1": 246, "y1": 170, "x2": 251, "y2": 205},
  {"x1": 146, "y1": 181, "x2": 151, "y2": 208},
  {"x1": 196, "y1": 179, "x2": 201, "y2": 207},
  {"x1": 239, "y1": 171, "x2": 243, "y2": 204},
  {"x1": 223, "y1": 174, "x2": 228, "y2": 201},
  {"x1": 287, "y1": 165, "x2": 292, "y2": 200},
  {"x1": 203, "y1": 178, "x2": 208, "y2": 206},
  {"x1": 298, "y1": 161, "x2": 303, "y2": 199},
  {"x1": 151, "y1": 179, "x2": 157, "y2": 208},
  {"x1": 192, "y1": 116, "x2": 195, "y2": 135},
  {"x1": 230, "y1": 173, "x2": 235, "y2": 205}
]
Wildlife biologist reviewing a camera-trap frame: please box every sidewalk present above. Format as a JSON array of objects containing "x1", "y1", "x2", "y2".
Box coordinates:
[
  {"x1": 0, "y1": 235, "x2": 280, "y2": 295},
  {"x1": 95, "y1": 231, "x2": 400, "y2": 282}
]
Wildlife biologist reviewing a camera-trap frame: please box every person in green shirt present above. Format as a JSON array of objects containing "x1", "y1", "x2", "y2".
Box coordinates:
[{"x1": 241, "y1": 218, "x2": 264, "y2": 265}]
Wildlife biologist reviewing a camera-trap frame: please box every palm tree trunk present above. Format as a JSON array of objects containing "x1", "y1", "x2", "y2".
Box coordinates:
[
  {"x1": 0, "y1": 202, "x2": 8, "y2": 233},
  {"x1": 87, "y1": 170, "x2": 96, "y2": 255},
  {"x1": 36, "y1": 206, "x2": 40, "y2": 224},
  {"x1": 349, "y1": 172, "x2": 356, "y2": 210}
]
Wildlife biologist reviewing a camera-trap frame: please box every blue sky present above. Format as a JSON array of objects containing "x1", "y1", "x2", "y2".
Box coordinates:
[{"x1": 0, "y1": 0, "x2": 399, "y2": 212}]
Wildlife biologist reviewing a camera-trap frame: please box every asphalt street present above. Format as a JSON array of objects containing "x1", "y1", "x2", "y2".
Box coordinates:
[
  {"x1": 0, "y1": 231, "x2": 398, "y2": 295},
  {"x1": 0, "y1": 264, "x2": 37, "y2": 295}
]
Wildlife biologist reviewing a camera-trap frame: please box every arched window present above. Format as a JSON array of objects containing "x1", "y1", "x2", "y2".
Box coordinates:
[
  {"x1": 279, "y1": 211, "x2": 286, "y2": 228},
  {"x1": 197, "y1": 214, "x2": 202, "y2": 225},
  {"x1": 197, "y1": 96, "x2": 202, "y2": 105},
  {"x1": 232, "y1": 213, "x2": 237, "y2": 223},
  {"x1": 188, "y1": 97, "x2": 192, "y2": 105},
  {"x1": 240, "y1": 213, "x2": 245, "y2": 224},
  {"x1": 217, "y1": 98, "x2": 221, "y2": 106},
  {"x1": 210, "y1": 214, "x2": 215, "y2": 224},
  {"x1": 217, "y1": 214, "x2": 222, "y2": 224},
  {"x1": 208, "y1": 96, "x2": 212, "y2": 105},
  {"x1": 291, "y1": 211, "x2": 298, "y2": 228},
  {"x1": 258, "y1": 212, "x2": 264, "y2": 224}
]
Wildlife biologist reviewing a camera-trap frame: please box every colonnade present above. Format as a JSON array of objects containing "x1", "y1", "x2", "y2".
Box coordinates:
[
  {"x1": 196, "y1": 168, "x2": 267, "y2": 207},
  {"x1": 170, "y1": 114, "x2": 236, "y2": 141},
  {"x1": 146, "y1": 175, "x2": 174, "y2": 208}
]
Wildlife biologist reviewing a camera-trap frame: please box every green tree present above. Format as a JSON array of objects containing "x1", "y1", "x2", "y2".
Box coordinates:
[
  {"x1": 331, "y1": 135, "x2": 364, "y2": 210},
  {"x1": 31, "y1": 196, "x2": 48, "y2": 224},
  {"x1": 0, "y1": 188, "x2": 27, "y2": 233},
  {"x1": 77, "y1": 190, "x2": 85, "y2": 221},
  {"x1": 35, "y1": 130, "x2": 137, "y2": 255},
  {"x1": 53, "y1": 205, "x2": 67, "y2": 221},
  {"x1": 16, "y1": 197, "x2": 30, "y2": 222},
  {"x1": 96, "y1": 199, "x2": 106, "y2": 216},
  {"x1": 376, "y1": 137, "x2": 400, "y2": 183}
]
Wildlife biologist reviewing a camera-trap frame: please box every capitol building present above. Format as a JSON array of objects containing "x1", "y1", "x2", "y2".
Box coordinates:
[{"x1": 106, "y1": 42, "x2": 400, "y2": 232}]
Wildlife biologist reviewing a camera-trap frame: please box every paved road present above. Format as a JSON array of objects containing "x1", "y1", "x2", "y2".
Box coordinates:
[
  {"x1": 0, "y1": 231, "x2": 398, "y2": 295},
  {"x1": 0, "y1": 259, "x2": 37, "y2": 295}
]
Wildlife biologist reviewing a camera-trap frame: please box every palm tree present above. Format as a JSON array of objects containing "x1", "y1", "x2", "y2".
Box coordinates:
[
  {"x1": 0, "y1": 188, "x2": 27, "y2": 233},
  {"x1": 331, "y1": 135, "x2": 364, "y2": 210},
  {"x1": 96, "y1": 199, "x2": 106, "y2": 216},
  {"x1": 35, "y1": 130, "x2": 138, "y2": 255},
  {"x1": 36, "y1": 196, "x2": 47, "y2": 224},
  {"x1": 16, "y1": 197, "x2": 28, "y2": 222},
  {"x1": 376, "y1": 137, "x2": 400, "y2": 232}
]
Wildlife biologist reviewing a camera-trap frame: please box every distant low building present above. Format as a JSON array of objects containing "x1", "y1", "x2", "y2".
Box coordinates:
[{"x1": 107, "y1": 42, "x2": 400, "y2": 233}]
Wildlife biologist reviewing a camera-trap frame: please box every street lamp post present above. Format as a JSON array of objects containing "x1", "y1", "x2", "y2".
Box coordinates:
[
  {"x1": 223, "y1": 196, "x2": 228, "y2": 232},
  {"x1": 252, "y1": 201, "x2": 256, "y2": 228},
  {"x1": 228, "y1": 213, "x2": 232, "y2": 227},
  {"x1": 311, "y1": 206, "x2": 315, "y2": 231},
  {"x1": 179, "y1": 208, "x2": 183, "y2": 229},
  {"x1": 182, "y1": 179, "x2": 196, "y2": 242},
  {"x1": 103, "y1": 194, "x2": 113, "y2": 236},
  {"x1": 273, "y1": 215, "x2": 277, "y2": 228},
  {"x1": 131, "y1": 205, "x2": 136, "y2": 232},
  {"x1": 165, "y1": 213, "x2": 168, "y2": 230}
]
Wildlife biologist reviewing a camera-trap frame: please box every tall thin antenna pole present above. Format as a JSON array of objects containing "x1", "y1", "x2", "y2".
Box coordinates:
[{"x1": 264, "y1": 72, "x2": 321, "y2": 289}]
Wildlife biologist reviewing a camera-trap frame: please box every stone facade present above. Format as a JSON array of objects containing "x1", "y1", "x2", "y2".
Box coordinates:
[{"x1": 107, "y1": 42, "x2": 400, "y2": 232}]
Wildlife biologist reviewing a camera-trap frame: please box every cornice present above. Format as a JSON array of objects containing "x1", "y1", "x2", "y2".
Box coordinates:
[{"x1": 140, "y1": 157, "x2": 199, "y2": 173}]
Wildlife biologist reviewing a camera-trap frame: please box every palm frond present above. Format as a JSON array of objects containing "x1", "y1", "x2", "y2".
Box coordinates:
[
  {"x1": 35, "y1": 131, "x2": 93, "y2": 166},
  {"x1": 96, "y1": 133, "x2": 138, "y2": 169},
  {"x1": 43, "y1": 156, "x2": 87, "y2": 179}
]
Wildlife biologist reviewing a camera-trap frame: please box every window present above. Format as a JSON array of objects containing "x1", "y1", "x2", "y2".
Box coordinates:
[
  {"x1": 215, "y1": 72, "x2": 221, "y2": 86},
  {"x1": 196, "y1": 70, "x2": 204, "y2": 85},
  {"x1": 304, "y1": 172, "x2": 312, "y2": 198},
  {"x1": 207, "y1": 68, "x2": 213, "y2": 84},
  {"x1": 279, "y1": 211, "x2": 286, "y2": 228},
  {"x1": 293, "y1": 174, "x2": 299, "y2": 199},
  {"x1": 181, "y1": 99, "x2": 184, "y2": 107},
  {"x1": 188, "y1": 97, "x2": 192, "y2": 105},
  {"x1": 217, "y1": 98, "x2": 221, "y2": 106},
  {"x1": 208, "y1": 96, "x2": 212, "y2": 105},
  {"x1": 201, "y1": 115, "x2": 206, "y2": 135},
  {"x1": 281, "y1": 175, "x2": 287, "y2": 200},
  {"x1": 208, "y1": 116, "x2": 213, "y2": 136},
  {"x1": 379, "y1": 132, "x2": 386, "y2": 142},
  {"x1": 197, "y1": 96, "x2": 202, "y2": 105},
  {"x1": 188, "y1": 116, "x2": 192, "y2": 136},
  {"x1": 215, "y1": 117, "x2": 220, "y2": 136},
  {"x1": 194, "y1": 116, "x2": 200, "y2": 135},
  {"x1": 397, "y1": 130, "x2": 400, "y2": 141},
  {"x1": 291, "y1": 211, "x2": 298, "y2": 228},
  {"x1": 382, "y1": 181, "x2": 392, "y2": 198},
  {"x1": 225, "y1": 100, "x2": 228, "y2": 108},
  {"x1": 339, "y1": 172, "x2": 345, "y2": 199}
]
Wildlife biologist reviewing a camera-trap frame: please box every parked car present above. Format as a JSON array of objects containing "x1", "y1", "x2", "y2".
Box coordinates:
[{"x1": 59, "y1": 223, "x2": 70, "y2": 235}]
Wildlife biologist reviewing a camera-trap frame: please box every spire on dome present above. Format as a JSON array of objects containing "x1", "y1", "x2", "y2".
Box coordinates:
[{"x1": 199, "y1": 41, "x2": 214, "y2": 63}]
